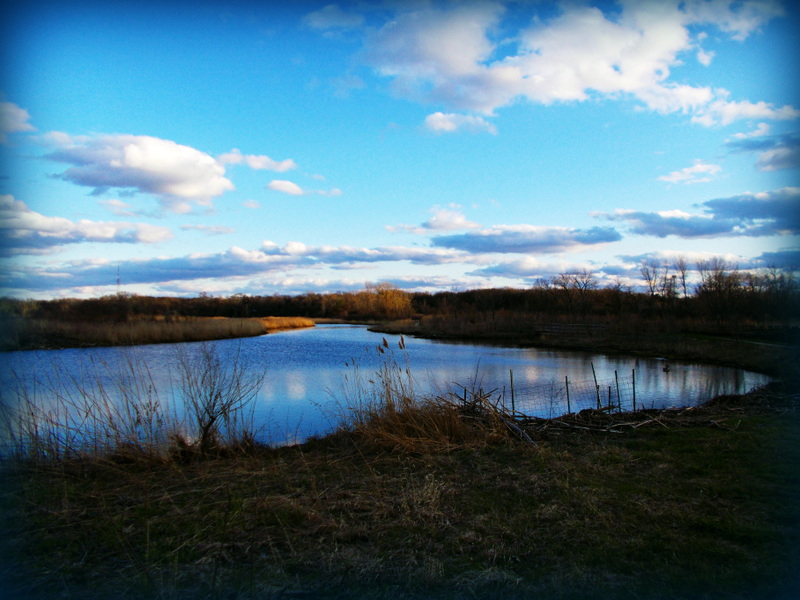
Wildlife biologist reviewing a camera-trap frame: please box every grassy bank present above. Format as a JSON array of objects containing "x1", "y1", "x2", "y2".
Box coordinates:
[
  {"x1": 1, "y1": 323, "x2": 798, "y2": 598},
  {"x1": 0, "y1": 316, "x2": 314, "y2": 351},
  {"x1": 1, "y1": 383, "x2": 799, "y2": 598},
  {"x1": 372, "y1": 316, "x2": 800, "y2": 379}
]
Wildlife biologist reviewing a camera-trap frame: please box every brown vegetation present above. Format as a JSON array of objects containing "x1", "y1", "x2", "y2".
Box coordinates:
[
  {"x1": 0, "y1": 315, "x2": 314, "y2": 351},
  {"x1": 2, "y1": 381, "x2": 798, "y2": 599}
]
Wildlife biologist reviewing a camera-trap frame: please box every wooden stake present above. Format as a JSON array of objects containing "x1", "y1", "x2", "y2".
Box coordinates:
[
  {"x1": 565, "y1": 375, "x2": 571, "y2": 414},
  {"x1": 510, "y1": 369, "x2": 515, "y2": 414}
]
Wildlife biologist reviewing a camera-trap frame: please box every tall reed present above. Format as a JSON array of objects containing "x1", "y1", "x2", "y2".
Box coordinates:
[
  {"x1": 330, "y1": 337, "x2": 514, "y2": 453},
  {"x1": 0, "y1": 342, "x2": 266, "y2": 463}
]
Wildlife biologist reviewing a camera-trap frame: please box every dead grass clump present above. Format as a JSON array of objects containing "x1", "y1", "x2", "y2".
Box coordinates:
[
  {"x1": 259, "y1": 316, "x2": 315, "y2": 332},
  {"x1": 332, "y1": 337, "x2": 519, "y2": 453}
]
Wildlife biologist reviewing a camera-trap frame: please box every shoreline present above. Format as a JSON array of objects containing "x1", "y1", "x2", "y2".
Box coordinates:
[
  {"x1": 0, "y1": 315, "x2": 315, "y2": 352},
  {"x1": 368, "y1": 319, "x2": 800, "y2": 383}
]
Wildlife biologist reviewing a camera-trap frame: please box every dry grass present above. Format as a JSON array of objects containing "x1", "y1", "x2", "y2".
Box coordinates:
[
  {"x1": 0, "y1": 342, "x2": 265, "y2": 463},
  {"x1": 375, "y1": 316, "x2": 800, "y2": 378},
  {"x1": 1, "y1": 338, "x2": 798, "y2": 599},
  {"x1": 0, "y1": 316, "x2": 314, "y2": 351},
  {"x1": 2, "y1": 387, "x2": 798, "y2": 600}
]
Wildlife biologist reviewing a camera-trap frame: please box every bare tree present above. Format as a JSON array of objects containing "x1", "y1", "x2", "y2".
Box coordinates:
[
  {"x1": 673, "y1": 256, "x2": 689, "y2": 298},
  {"x1": 572, "y1": 269, "x2": 597, "y2": 319},
  {"x1": 641, "y1": 260, "x2": 659, "y2": 296},
  {"x1": 554, "y1": 272, "x2": 576, "y2": 315},
  {"x1": 176, "y1": 342, "x2": 265, "y2": 454}
]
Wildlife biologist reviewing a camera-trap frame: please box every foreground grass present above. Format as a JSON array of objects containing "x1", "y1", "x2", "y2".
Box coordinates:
[
  {"x1": 1, "y1": 388, "x2": 798, "y2": 599},
  {"x1": 0, "y1": 316, "x2": 314, "y2": 351}
]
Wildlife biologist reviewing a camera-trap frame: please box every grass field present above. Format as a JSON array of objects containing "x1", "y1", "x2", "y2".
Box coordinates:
[{"x1": 1, "y1": 382, "x2": 798, "y2": 599}]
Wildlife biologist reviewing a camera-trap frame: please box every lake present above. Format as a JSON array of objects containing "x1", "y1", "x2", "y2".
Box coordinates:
[{"x1": 0, "y1": 324, "x2": 771, "y2": 447}]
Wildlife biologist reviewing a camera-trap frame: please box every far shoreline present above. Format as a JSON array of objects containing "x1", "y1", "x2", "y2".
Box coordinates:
[
  {"x1": 0, "y1": 316, "x2": 315, "y2": 352},
  {"x1": 3, "y1": 314, "x2": 797, "y2": 387}
]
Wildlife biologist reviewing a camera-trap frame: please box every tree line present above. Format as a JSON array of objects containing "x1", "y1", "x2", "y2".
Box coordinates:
[{"x1": 1, "y1": 261, "x2": 797, "y2": 329}]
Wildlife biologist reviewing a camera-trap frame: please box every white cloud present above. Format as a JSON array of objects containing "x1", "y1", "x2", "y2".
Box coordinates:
[
  {"x1": 682, "y1": 0, "x2": 785, "y2": 41},
  {"x1": 0, "y1": 101, "x2": 35, "y2": 143},
  {"x1": 267, "y1": 180, "x2": 305, "y2": 196},
  {"x1": 732, "y1": 122, "x2": 771, "y2": 139},
  {"x1": 693, "y1": 99, "x2": 800, "y2": 126},
  {"x1": 424, "y1": 112, "x2": 497, "y2": 135},
  {"x1": 358, "y1": 1, "x2": 796, "y2": 126},
  {"x1": 47, "y1": 134, "x2": 234, "y2": 211},
  {"x1": 389, "y1": 205, "x2": 481, "y2": 234},
  {"x1": 218, "y1": 148, "x2": 297, "y2": 172},
  {"x1": 696, "y1": 47, "x2": 715, "y2": 66},
  {"x1": 423, "y1": 206, "x2": 481, "y2": 231},
  {"x1": 0, "y1": 194, "x2": 172, "y2": 255},
  {"x1": 242, "y1": 199, "x2": 261, "y2": 209},
  {"x1": 657, "y1": 159, "x2": 722, "y2": 184}
]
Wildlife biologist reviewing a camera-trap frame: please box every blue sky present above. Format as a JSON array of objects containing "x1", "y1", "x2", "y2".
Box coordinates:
[{"x1": 1, "y1": 0, "x2": 798, "y2": 299}]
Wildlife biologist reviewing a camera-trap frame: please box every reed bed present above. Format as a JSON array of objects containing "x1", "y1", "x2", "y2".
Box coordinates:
[
  {"x1": 0, "y1": 315, "x2": 314, "y2": 351},
  {"x1": 328, "y1": 337, "x2": 532, "y2": 454},
  {"x1": 0, "y1": 342, "x2": 266, "y2": 462}
]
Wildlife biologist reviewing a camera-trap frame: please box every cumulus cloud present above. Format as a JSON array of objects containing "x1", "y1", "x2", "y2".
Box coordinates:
[
  {"x1": 0, "y1": 238, "x2": 477, "y2": 294},
  {"x1": 389, "y1": 206, "x2": 481, "y2": 234},
  {"x1": 598, "y1": 187, "x2": 800, "y2": 238},
  {"x1": 217, "y1": 148, "x2": 297, "y2": 172},
  {"x1": 466, "y1": 256, "x2": 564, "y2": 279},
  {"x1": 682, "y1": 0, "x2": 785, "y2": 40},
  {"x1": 431, "y1": 225, "x2": 622, "y2": 254},
  {"x1": 0, "y1": 101, "x2": 35, "y2": 143},
  {"x1": 726, "y1": 131, "x2": 800, "y2": 171},
  {"x1": 46, "y1": 134, "x2": 234, "y2": 212},
  {"x1": 357, "y1": 1, "x2": 795, "y2": 126},
  {"x1": 0, "y1": 194, "x2": 172, "y2": 255},
  {"x1": 692, "y1": 99, "x2": 800, "y2": 127},
  {"x1": 696, "y1": 47, "x2": 715, "y2": 66},
  {"x1": 424, "y1": 112, "x2": 497, "y2": 134},
  {"x1": 702, "y1": 187, "x2": 800, "y2": 233},
  {"x1": 260, "y1": 240, "x2": 469, "y2": 266},
  {"x1": 599, "y1": 208, "x2": 730, "y2": 238},
  {"x1": 657, "y1": 159, "x2": 722, "y2": 184},
  {"x1": 732, "y1": 122, "x2": 771, "y2": 139},
  {"x1": 267, "y1": 180, "x2": 306, "y2": 196}
]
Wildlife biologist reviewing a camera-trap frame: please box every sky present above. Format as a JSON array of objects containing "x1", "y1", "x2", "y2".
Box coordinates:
[{"x1": 1, "y1": 0, "x2": 798, "y2": 300}]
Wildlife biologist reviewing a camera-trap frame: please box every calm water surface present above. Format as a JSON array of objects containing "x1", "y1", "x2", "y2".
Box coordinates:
[{"x1": 0, "y1": 324, "x2": 771, "y2": 444}]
